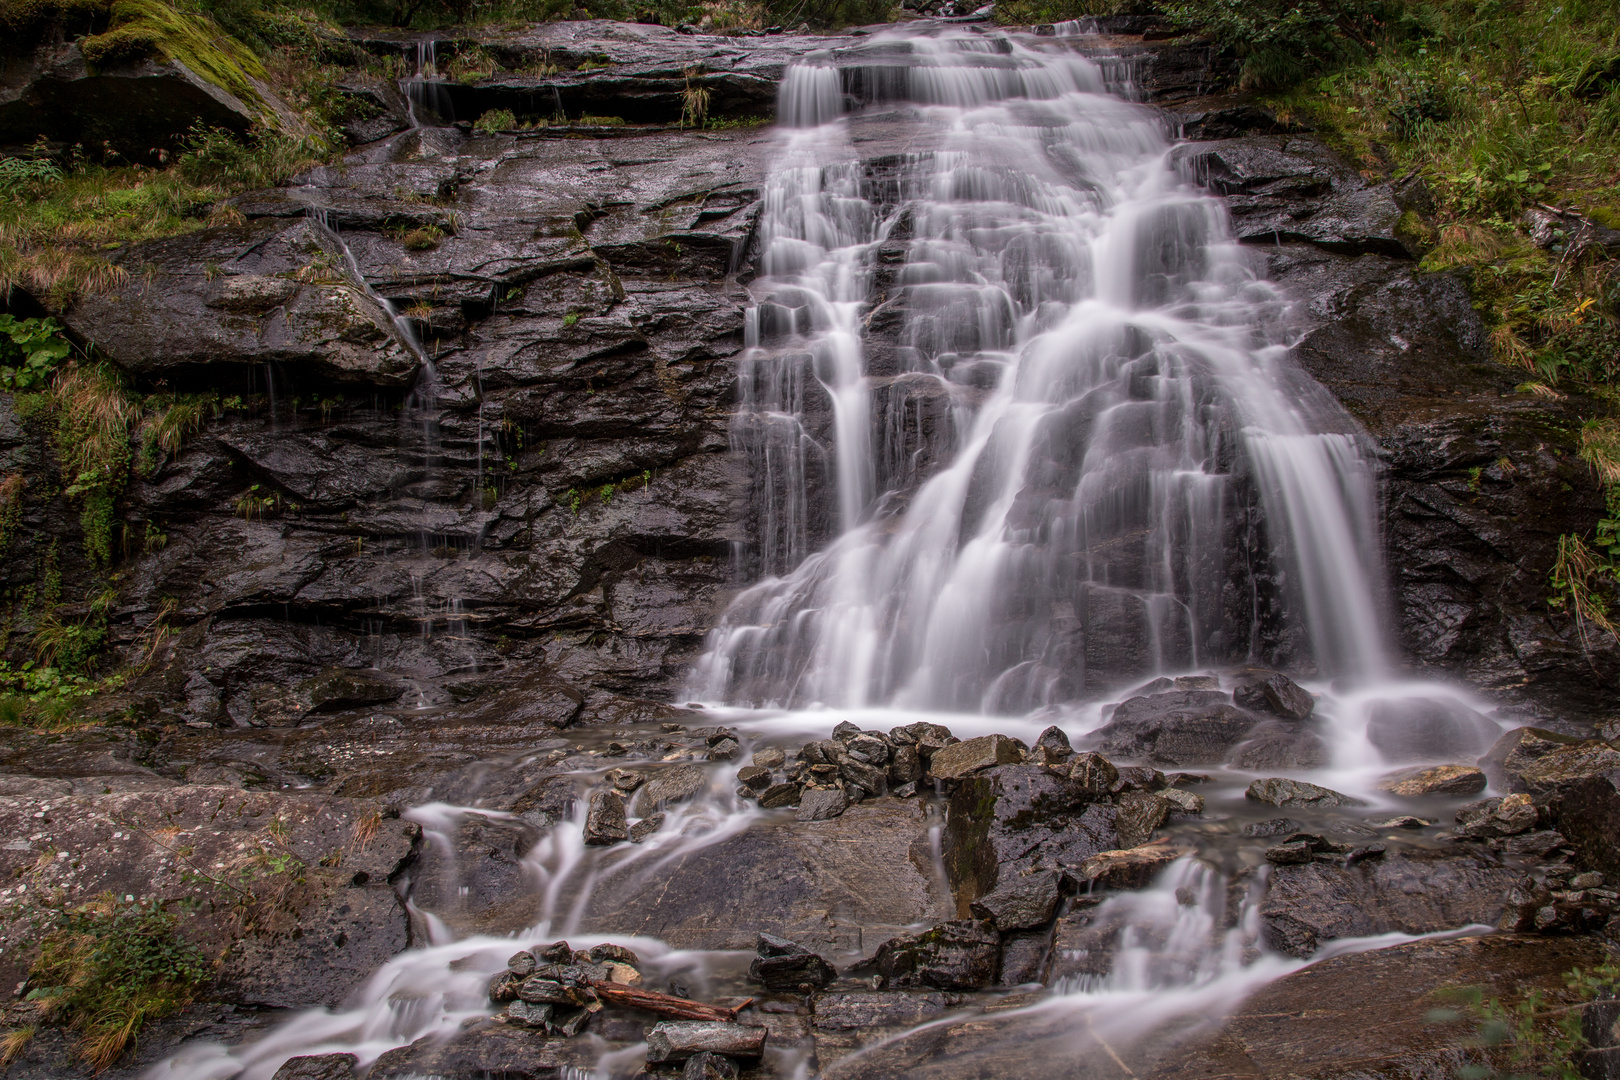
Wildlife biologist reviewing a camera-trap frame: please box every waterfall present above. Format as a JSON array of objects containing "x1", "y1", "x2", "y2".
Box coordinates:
[{"x1": 691, "y1": 31, "x2": 1389, "y2": 712}]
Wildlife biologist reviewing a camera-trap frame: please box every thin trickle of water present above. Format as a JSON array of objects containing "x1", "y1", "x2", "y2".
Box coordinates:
[{"x1": 691, "y1": 31, "x2": 1389, "y2": 713}]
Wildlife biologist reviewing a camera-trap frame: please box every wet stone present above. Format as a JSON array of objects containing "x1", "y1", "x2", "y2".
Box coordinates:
[
  {"x1": 683, "y1": 1051, "x2": 740, "y2": 1080},
  {"x1": 752, "y1": 747, "x2": 786, "y2": 770},
  {"x1": 813, "y1": 990, "x2": 950, "y2": 1029},
  {"x1": 1456, "y1": 793, "x2": 1539, "y2": 837},
  {"x1": 758, "y1": 781, "x2": 804, "y2": 809},
  {"x1": 1267, "y1": 840, "x2": 1314, "y2": 865},
  {"x1": 507, "y1": 950, "x2": 538, "y2": 976},
  {"x1": 1245, "y1": 817, "x2": 1300, "y2": 837},
  {"x1": 645, "y1": 1021, "x2": 768, "y2": 1063},
  {"x1": 928, "y1": 734, "x2": 1023, "y2": 780},
  {"x1": 1160, "y1": 787, "x2": 1205, "y2": 814},
  {"x1": 1034, "y1": 726, "x2": 1073, "y2": 758},
  {"x1": 272, "y1": 1055, "x2": 360, "y2": 1080},
  {"x1": 969, "y1": 867, "x2": 1060, "y2": 930},
  {"x1": 489, "y1": 970, "x2": 522, "y2": 1002},
  {"x1": 1067, "y1": 842, "x2": 1189, "y2": 890},
  {"x1": 584, "y1": 789, "x2": 629, "y2": 845},
  {"x1": 633, "y1": 764, "x2": 709, "y2": 816},
  {"x1": 889, "y1": 744, "x2": 922, "y2": 785},
  {"x1": 1096, "y1": 691, "x2": 1259, "y2": 766},
  {"x1": 1368, "y1": 816, "x2": 1434, "y2": 829},
  {"x1": 505, "y1": 999, "x2": 554, "y2": 1027},
  {"x1": 796, "y1": 787, "x2": 849, "y2": 821},
  {"x1": 708, "y1": 738, "x2": 741, "y2": 761},
  {"x1": 1067, "y1": 752, "x2": 1119, "y2": 797},
  {"x1": 872, "y1": 920, "x2": 1001, "y2": 990},
  {"x1": 738, "y1": 765, "x2": 771, "y2": 790},
  {"x1": 606, "y1": 768, "x2": 645, "y2": 792},
  {"x1": 839, "y1": 756, "x2": 886, "y2": 795},
  {"x1": 750, "y1": 950, "x2": 837, "y2": 990},
  {"x1": 629, "y1": 812, "x2": 665, "y2": 843},
  {"x1": 590, "y1": 943, "x2": 640, "y2": 965},
  {"x1": 1246, "y1": 777, "x2": 1366, "y2": 808},
  {"x1": 1378, "y1": 764, "x2": 1487, "y2": 797},
  {"x1": 1114, "y1": 790, "x2": 1172, "y2": 848},
  {"x1": 1233, "y1": 672, "x2": 1315, "y2": 720}
]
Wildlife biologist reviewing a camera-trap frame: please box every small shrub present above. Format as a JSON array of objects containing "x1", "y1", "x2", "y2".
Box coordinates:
[
  {"x1": 53, "y1": 364, "x2": 136, "y2": 567},
  {"x1": 577, "y1": 114, "x2": 626, "y2": 126},
  {"x1": 175, "y1": 124, "x2": 321, "y2": 191},
  {"x1": 26, "y1": 895, "x2": 210, "y2": 1073},
  {"x1": 0, "y1": 315, "x2": 72, "y2": 391},
  {"x1": 680, "y1": 64, "x2": 710, "y2": 127},
  {"x1": 0, "y1": 155, "x2": 64, "y2": 194},
  {"x1": 473, "y1": 107, "x2": 516, "y2": 132},
  {"x1": 401, "y1": 225, "x2": 443, "y2": 250}
]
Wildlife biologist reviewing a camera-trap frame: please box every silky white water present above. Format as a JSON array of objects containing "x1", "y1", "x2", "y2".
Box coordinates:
[{"x1": 692, "y1": 30, "x2": 1389, "y2": 714}]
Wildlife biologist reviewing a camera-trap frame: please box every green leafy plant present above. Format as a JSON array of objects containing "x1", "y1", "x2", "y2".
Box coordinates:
[
  {"x1": 233, "y1": 483, "x2": 289, "y2": 520},
  {"x1": 473, "y1": 108, "x2": 516, "y2": 132},
  {"x1": 1432, "y1": 962, "x2": 1620, "y2": 1079},
  {"x1": 53, "y1": 365, "x2": 137, "y2": 567},
  {"x1": 0, "y1": 315, "x2": 72, "y2": 391},
  {"x1": 0, "y1": 156, "x2": 64, "y2": 194},
  {"x1": 25, "y1": 895, "x2": 211, "y2": 1073}
]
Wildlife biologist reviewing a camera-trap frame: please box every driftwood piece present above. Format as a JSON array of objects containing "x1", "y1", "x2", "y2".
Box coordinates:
[{"x1": 585, "y1": 979, "x2": 751, "y2": 1022}]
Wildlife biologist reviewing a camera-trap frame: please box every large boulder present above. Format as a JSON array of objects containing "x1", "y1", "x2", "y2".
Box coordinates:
[
  {"x1": 1094, "y1": 691, "x2": 1258, "y2": 766},
  {"x1": 1556, "y1": 769, "x2": 1620, "y2": 879},
  {"x1": 1364, "y1": 697, "x2": 1501, "y2": 762},
  {"x1": 1258, "y1": 849, "x2": 1520, "y2": 956}
]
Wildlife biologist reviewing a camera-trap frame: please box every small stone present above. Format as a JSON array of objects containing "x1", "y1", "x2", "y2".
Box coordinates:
[
  {"x1": 1174, "y1": 674, "x2": 1222, "y2": 691},
  {"x1": 488, "y1": 969, "x2": 522, "y2": 1002},
  {"x1": 1344, "y1": 842, "x2": 1387, "y2": 865},
  {"x1": 847, "y1": 733, "x2": 893, "y2": 764},
  {"x1": 1034, "y1": 725, "x2": 1073, "y2": 758},
  {"x1": 517, "y1": 975, "x2": 592, "y2": 1006},
  {"x1": 751, "y1": 746, "x2": 786, "y2": 769},
  {"x1": 550, "y1": 1005, "x2": 592, "y2": 1036},
  {"x1": 538, "y1": 941, "x2": 573, "y2": 963},
  {"x1": 1111, "y1": 766, "x2": 1166, "y2": 793},
  {"x1": 838, "y1": 756, "x2": 885, "y2": 795},
  {"x1": 1457, "y1": 793, "x2": 1539, "y2": 837},
  {"x1": 606, "y1": 768, "x2": 645, "y2": 791},
  {"x1": 1503, "y1": 830, "x2": 1567, "y2": 856},
  {"x1": 1377, "y1": 764, "x2": 1487, "y2": 797},
  {"x1": 737, "y1": 765, "x2": 771, "y2": 790},
  {"x1": 703, "y1": 727, "x2": 741, "y2": 746},
  {"x1": 603, "y1": 961, "x2": 641, "y2": 985},
  {"x1": 758, "y1": 782, "x2": 803, "y2": 809},
  {"x1": 1244, "y1": 817, "x2": 1299, "y2": 837},
  {"x1": 749, "y1": 949, "x2": 836, "y2": 989},
  {"x1": 660, "y1": 723, "x2": 686, "y2": 733},
  {"x1": 708, "y1": 738, "x2": 740, "y2": 761},
  {"x1": 796, "y1": 787, "x2": 849, "y2": 821},
  {"x1": 1265, "y1": 840, "x2": 1314, "y2": 865},
  {"x1": 969, "y1": 868, "x2": 1059, "y2": 930},
  {"x1": 1245, "y1": 777, "x2": 1365, "y2": 808},
  {"x1": 505, "y1": 1000, "x2": 553, "y2": 1027},
  {"x1": 589, "y1": 943, "x2": 641, "y2": 965},
  {"x1": 833, "y1": 721, "x2": 864, "y2": 741},
  {"x1": 507, "y1": 950, "x2": 537, "y2": 976},
  {"x1": 1069, "y1": 843, "x2": 1190, "y2": 888},
  {"x1": 888, "y1": 743, "x2": 922, "y2": 785},
  {"x1": 603, "y1": 742, "x2": 629, "y2": 757},
  {"x1": 1573, "y1": 871, "x2": 1606, "y2": 889},
  {"x1": 1067, "y1": 751, "x2": 1119, "y2": 798},
  {"x1": 891, "y1": 781, "x2": 919, "y2": 798},
  {"x1": 1368, "y1": 816, "x2": 1433, "y2": 829},
  {"x1": 1234, "y1": 672, "x2": 1315, "y2": 720},
  {"x1": 645, "y1": 1022, "x2": 768, "y2": 1064},
  {"x1": 871, "y1": 920, "x2": 1000, "y2": 990},
  {"x1": 683, "y1": 1051, "x2": 740, "y2": 1080},
  {"x1": 927, "y1": 734, "x2": 1022, "y2": 780},
  {"x1": 1160, "y1": 788, "x2": 1205, "y2": 814},
  {"x1": 1115, "y1": 790, "x2": 1172, "y2": 848},
  {"x1": 633, "y1": 764, "x2": 709, "y2": 815},
  {"x1": 583, "y1": 790, "x2": 629, "y2": 846},
  {"x1": 629, "y1": 813, "x2": 665, "y2": 843}
]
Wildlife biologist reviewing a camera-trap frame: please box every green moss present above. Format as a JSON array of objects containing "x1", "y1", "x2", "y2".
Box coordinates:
[
  {"x1": 95, "y1": 0, "x2": 269, "y2": 115},
  {"x1": 80, "y1": 22, "x2": 158, "y2": 63}
]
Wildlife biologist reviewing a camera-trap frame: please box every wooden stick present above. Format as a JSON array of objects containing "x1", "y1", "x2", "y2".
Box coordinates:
[{"x1": 585, "y1": 979, "x2": 751, "y2": 1022}]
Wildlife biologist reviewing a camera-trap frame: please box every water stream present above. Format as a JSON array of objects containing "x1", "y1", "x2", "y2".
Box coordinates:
[{"x1": 145, "y1": 24, "x2": 1508, "y2": 1080}]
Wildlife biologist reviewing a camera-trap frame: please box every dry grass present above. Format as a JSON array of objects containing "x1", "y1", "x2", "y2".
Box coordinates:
[
  {"x1": 52, "y1": 365, "x2": 138, "y2": 485},
  {"x1": 0, "y1": 1025, "x2": 34, "y2": 1068}
]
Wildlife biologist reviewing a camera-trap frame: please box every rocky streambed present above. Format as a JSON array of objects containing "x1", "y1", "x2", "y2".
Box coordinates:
[{"x1": 0, "y1": 13, "x2": 1618, "y2": 1080}]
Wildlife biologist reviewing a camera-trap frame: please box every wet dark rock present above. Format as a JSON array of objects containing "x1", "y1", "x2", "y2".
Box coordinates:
[
  {"x1": 708, "y1": 737, "x2": 741, "y2": 761},
  {"x1": 1378, "y1": 764, "x2": 1488, "y2": 797},
  {"x1": 488, "y1": 969, "x2": 523, "y2": 1002},
  {"x1": 607, "y1": 768, "x2": 646, "y2": 791},
  {"x1": 1246, "y1": 777, "x2": 1365, "y2": 809},
  {"x1": 1456, "y1": 793, "x2": 1540, "y2": 837},
  {"x1": 683, "y1": 1051, "x2": 741, "y2": 1080},
  {"x1": 1345, "y1": 842, "x2": 1387, "y2": 865},
  {"x1": 1232, "y1": 672, "x2": 1315, "y2": 720},
  {"x1": 737, "y1": 765, "x2": 771, "y2": 790},
  {"x1": 1259, "y1": 848, "x2": 1520, "y2": 956},
  {"x1": 758, "y1": 781, "x2": 804, "y2": 809},
  {"x1": 927, "y1": 734, "x2": 1022, "y2": 780},
  {"x1": 1159, "y1": 787, "x2": 1205, "y2": 814},
  {"x1": 1114, "y1": 790, "x2": 1171, "y2": 848},
  {"x1": 888, "y1": 743, "x2": 923, "y2": 785},
  {"x1": 629, "y1": 812, "x2": 665, "y2": 843},
  {"x1": 1095, "y1": 691, "x2": 1258, "y2": 766},
  {"x1": 1514, "y1": 741, "x2": 1620, "y2": 799},
  {"x1": 1034, "y1": 726, "x2": 1073, "y2": 758},
  {"x1": 517, "y1": 973, "x2": 593, "y2": 1006},
  {"x1": 796, "y1": 787, "x2": 849, "y2": 821},
  {"x1": 1229, "y1": 724, "x2": 1331, "y2": 770},
  {"x1": 1067, "y1": 842, "x2": 1190, "y2": 890},
  {"x1": 633, "y1": 765, "x2": 710, "y2": 816},
  {"x1": 1245, "y1": 817, "x2": 1300, "y2": 837},
  {"x1": 369, "y1": 1021, "x2": 597, "y2": 1078},
  {"x1": 1067, "y1": 751, "x2": 1120, "y2": 797},
  {"x1": 646, "y1": 1021, "x2": 768, "y2": 1063},
  {"x1": 1266, "y1": 840, "x2": 1314, "y2": 865},
  {"x1": 1369, "y1": 815, "x2": 1434, "y2": 829},
  {"x1": 968, "y1": 866, "x2": 1060, "y2": 930},
  {"x1": 944, "y1": 764, "x2": 1120, "y2": 912},
  {"x1": 1366, "y1": 698, "x2": 1501, "y2": 762},
  {"x1": 1557, "y1": 769, "x2": 1620, "y2": 878},
  {"x1": 813, "y1": 990, "x2": 949, "y2": 1030},
  {"x1": 838, "y1": 756, "x2": 886, "y2": 796},
  {"x1": 749, "y1": 933, "x2": 837, "y2": 989},
  {"x1": 273, "y1": 1054, "x2": 360, "y2": 1080},
  {"x1": 871, "y1": 920, "x2": 1001, "y2": 990},
  {"x1": 504, "y1": 999, "x2": 554, "y2": 1027},
  {"x1": 1480, "y1": 726, "x2": 1588, "y2": 789},
  {"x1": 1110, "y1": 766, "x2": 1167, "y2": 792},
  {"x1": 584, "y1": 789, "x2": 629, "y2": 845}
]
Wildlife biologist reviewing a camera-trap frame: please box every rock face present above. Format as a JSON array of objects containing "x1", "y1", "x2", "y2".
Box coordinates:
[{"x1": 1258, "y1": 849, "x2": 1519, "y2": 956}]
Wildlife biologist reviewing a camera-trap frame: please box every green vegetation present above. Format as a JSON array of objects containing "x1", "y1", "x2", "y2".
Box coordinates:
[
  {"x1": 24, "y1": 895, "x2": 211, "y2": 1072},
  {"x1": 1433, "y1": 961, "x2": 1620, "y2": 1079},
  {"x1": 0, "y1": 315, "x2": 72, "y2": 390}
]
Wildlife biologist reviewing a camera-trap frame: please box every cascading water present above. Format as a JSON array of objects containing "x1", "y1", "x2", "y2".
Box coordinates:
[
  {"x1": 142, "y1": 26, "x2": 1512, "y2": 1080},
  {"x1": 692, "y1": 32, "x2": 1389, "y2": 713}
]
